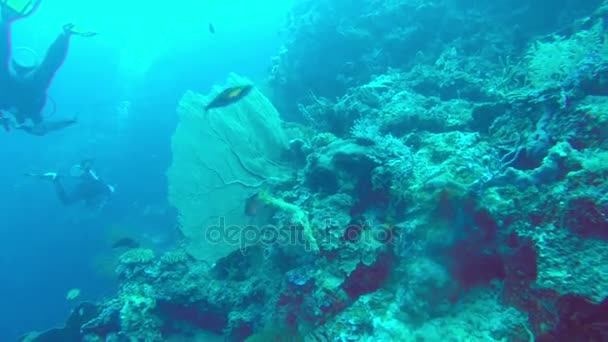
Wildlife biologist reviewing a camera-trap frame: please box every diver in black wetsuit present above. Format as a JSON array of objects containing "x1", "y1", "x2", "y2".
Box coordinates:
[
  {"x1": 27, "y1": 160, "x2": 115, "y2": 209},
  {"x1": 0, "y1": 0, "x2": 96, "y2": 135}
]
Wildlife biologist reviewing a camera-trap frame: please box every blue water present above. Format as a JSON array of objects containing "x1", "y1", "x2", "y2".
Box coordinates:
[{"x1": 0, "y1": 1, "x2": 293, "y2": 339}]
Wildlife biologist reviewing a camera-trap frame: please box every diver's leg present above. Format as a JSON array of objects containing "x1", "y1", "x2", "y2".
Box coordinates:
[
  {"x1": 53, "y1": 179, "x2": 79, "y2": 205},
  {"x1": 16, "y1": 118, "x2": 77, "y2": 136},
  {"x1": 29, "y1": 30, "x2": 71, "y2": 91},
  {"x1": 0, "y1": 2, "x2": 12, "y2": 78},
  {"x1": 29, "y1": 23, "x2": 97, "y2": 92}
]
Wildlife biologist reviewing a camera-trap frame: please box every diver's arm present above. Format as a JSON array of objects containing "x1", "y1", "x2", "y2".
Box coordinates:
[
  {"x1": 40, "y1": 118, "x2": 77, "y2": 132},
  {"x1": 11, "y1": 95, "x2": 46, "y2": 134}
]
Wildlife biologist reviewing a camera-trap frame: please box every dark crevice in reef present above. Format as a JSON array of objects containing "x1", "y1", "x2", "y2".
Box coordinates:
[
  {"x1": 342, "y1": 254, "x2": 395, "y2": 300},
  {"x1": 211, "y1": 248, "x2": 259, "y2": 281},
  {"x1": 437, "y1": 196, "x2": 507, "y2": 290},
  {"x1": 350, "y1": 171, "x2": 390, "y2": 217},
  {"x1": 305, "y1": 163, "x2": 339, "y2": 193},
  {"x1": 448, "y1": 247, "x2": 506, "y2": 290},
  {"x1": 537, "y1": 294, "x2": 608, "y2": 341},
  {"x1": 565, "y1": 197, "x2": 608, "y2": 240},
  {"x1": 158, "y1": 301, "x2": 228, "y2": 336}
]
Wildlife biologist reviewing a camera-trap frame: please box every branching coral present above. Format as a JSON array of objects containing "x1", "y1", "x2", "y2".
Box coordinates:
[
  {"x1": 119, "y1": 248, "x2": 156, "y2": 265},
  {"x1": 350, "y1": 117, "x2": 413, "y2": 162},
  {"x1": 160, "y1": 249, "x2": 189, "y2": 266},
  {"x1": 350, "y1": 117, "x2": 415, "y2": 200},
  {"x1": 525, "y1": 21, "x2": 607, "y2": 89},
  {"x1": 490, "y1": 55, "x2": 526, "y2": 95}
]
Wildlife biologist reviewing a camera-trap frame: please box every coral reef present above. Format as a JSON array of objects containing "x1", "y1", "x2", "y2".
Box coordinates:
[{"x1": 24, "y1": 1, "x2": 608, "y2": 341}]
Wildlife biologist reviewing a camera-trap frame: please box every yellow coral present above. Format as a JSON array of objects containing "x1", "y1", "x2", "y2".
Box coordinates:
[{"x1": 259, "y1": 191, "x2": 320, "y2": 252}]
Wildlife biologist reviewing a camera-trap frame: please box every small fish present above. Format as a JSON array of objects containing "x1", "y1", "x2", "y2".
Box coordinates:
[
  {"x1": 244, "y1": 193, "x2": 262, "y2": 216},
  {"x1": 66, "y1": 288, "x2": 81, "y2": 300},
  {"x1": 209, "y1": 22, "x2": 215, "y2": 34},
  {"x1": 205, "y1": 85, "x2": 253, "y2": 111},
  {"x1": 111, "y1": 237, "x2": 140, "y2": 249}
]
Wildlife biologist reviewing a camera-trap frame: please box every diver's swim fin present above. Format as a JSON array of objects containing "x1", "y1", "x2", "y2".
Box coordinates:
[
  {"x1": 63, "y1": 23, "x2": 98, "y2": 37},
  {"x1": 23, "y1": 172, "x2": 59, "y2": 181},
  {"x1": 2, "y1": 0, "x2": 40, "y2": 18}
]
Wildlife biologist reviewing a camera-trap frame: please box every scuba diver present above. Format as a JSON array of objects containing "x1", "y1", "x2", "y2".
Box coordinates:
[
  {"x1": 26, "y1": 159, "x2": 115, "y2": 209},
  {"x1": 0, "y1": 0, "x2": 96, "y2": 135}
]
